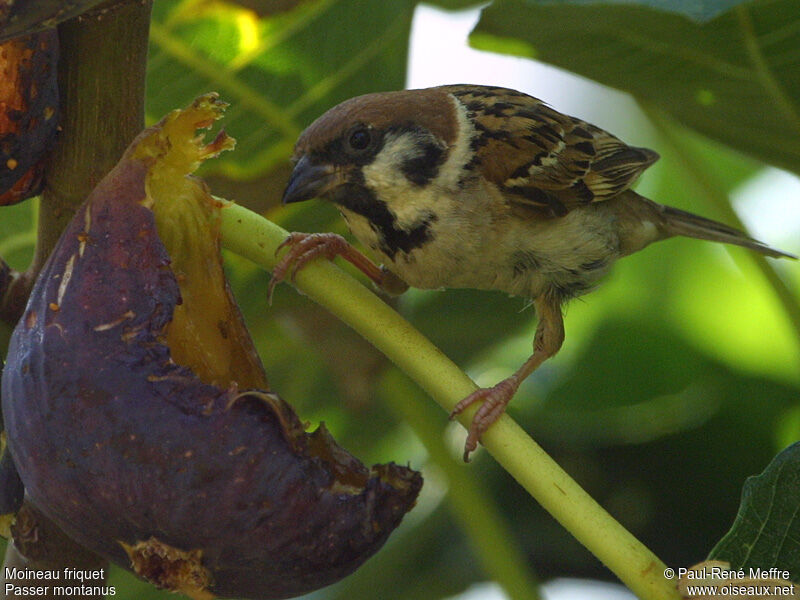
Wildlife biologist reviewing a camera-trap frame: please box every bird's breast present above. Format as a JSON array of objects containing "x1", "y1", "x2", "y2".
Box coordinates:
[{"x1": 338, "y1": 194, "x2": 622, "y2": 301}]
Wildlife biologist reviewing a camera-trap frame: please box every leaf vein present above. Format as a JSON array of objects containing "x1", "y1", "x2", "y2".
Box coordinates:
[
  {"x1": 736, "y1": 4, "x2": 800, "y2": 136},
  {"x1": 609, "y1": 30, "x2": 754, "y2": 81},
  {"x1": 149, "y1": 21, "x2": 302, "y2": 139}
]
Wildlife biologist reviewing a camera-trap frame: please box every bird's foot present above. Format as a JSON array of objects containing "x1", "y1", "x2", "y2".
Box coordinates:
[
  {"x1": 269, "y1": 232, "x2": 388, "y2": 302},
  {"x1": 450, "y1": 376, "x2": 520, "y2": 462},
  {"x1": 269, "y1": 232, "x2": 351, "y2": 303}
]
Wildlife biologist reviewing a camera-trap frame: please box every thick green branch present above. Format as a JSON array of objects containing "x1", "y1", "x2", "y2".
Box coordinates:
[{"x1": 218, "y1": 200, "x2": 680, "y2": 600}]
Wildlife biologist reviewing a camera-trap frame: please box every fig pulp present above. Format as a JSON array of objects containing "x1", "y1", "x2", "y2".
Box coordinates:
[{"x1": 1, "y1": 95, "x2": 422, "y2": 599}]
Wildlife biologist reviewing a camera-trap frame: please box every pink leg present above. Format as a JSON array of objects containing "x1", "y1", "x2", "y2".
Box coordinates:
[
  {"x1": 450, "y1": 295, "x2": 565, "y2": 461},
  {"x1": 268, "y1": 232, "x2": 389, "y2": 302}
]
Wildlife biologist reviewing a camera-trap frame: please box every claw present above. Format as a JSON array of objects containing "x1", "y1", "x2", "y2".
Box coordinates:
[
  {"x1": 268, "y1": 232, "x2": 356, "y2": 304},
  {"x1": 275, "y1": 236, "x2": 294, "y2": 256},
  {"x1": 266, "y1": 276, "x2": 280, "y2": 306},
  {"x1": 450, "y1": 376, "x2": 519, "y2": 461},
  {"x1": 268, "y1": 231, "x2": 390, "y2": 305}
]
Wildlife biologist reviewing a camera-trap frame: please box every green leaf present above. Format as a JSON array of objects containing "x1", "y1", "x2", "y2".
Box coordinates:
[
  {"x1": 709, "y1": 443, "x2": 800, "y2": 580},
  {"x1": 423, "y1": 0, "x2": 487, "y2": 9},
  {"x1": 147, "y1": 0, "x2": 415, "y2": 178},
  {"x1": 0, "y1": 201, "x2": 35, "y2": 272},
  {"x1": 471, "y1": 0, "x2": 800, "y2": 174},
  {"x1": 515, "y1": 0, "x2": 752, "y2": 22}
]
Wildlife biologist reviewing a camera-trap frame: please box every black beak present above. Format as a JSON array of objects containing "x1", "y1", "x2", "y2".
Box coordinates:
[{"x1": 282, "y1": 155, "x2": 339, "y2": 205}]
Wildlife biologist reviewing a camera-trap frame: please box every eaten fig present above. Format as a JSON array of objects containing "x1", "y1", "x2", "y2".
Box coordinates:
[
  {"x1": 1, "y1": 95, "x2": 422, "y2": 599},
  {"x1": 0, "y1": 30, "x2": 59, "y2": 205}
]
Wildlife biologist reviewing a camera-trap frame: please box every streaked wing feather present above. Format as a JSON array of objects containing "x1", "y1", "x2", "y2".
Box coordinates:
[{"x1": 442, "y1": 85, "x2": 658, "y2": 214}]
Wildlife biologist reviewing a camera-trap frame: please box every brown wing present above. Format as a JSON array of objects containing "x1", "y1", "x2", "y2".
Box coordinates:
[{"x1": 441, "y1": 85, "x2": 658, "y2": 216}]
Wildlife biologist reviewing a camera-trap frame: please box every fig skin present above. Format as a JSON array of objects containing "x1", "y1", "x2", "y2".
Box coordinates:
[
  {"x1": 1, "y1": 96, "x2": 422, "y2": 599},
  {"x1": 0, "y1": 358, "x2": 24, "y2": 536},
  {"x1": 0, "y1": 30, "x2": 59, "y2": 206}
]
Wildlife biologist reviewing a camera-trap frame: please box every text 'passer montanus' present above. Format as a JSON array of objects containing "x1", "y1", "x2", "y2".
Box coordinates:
[{"x1": 272, "y1": 84, "x2": 795, "y2": 461}]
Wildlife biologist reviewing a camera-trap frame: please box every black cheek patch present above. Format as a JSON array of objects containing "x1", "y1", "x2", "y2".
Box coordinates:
[{"x1": 400, "y1": 141, "x2": 446, "y2": 186}]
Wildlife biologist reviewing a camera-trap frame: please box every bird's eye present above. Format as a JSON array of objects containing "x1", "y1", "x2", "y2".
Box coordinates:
[{"x1": 347, "y1": 128, "x2": 372, "y2": 152}]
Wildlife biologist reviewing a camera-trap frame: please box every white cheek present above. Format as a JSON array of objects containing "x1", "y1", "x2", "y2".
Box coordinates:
[
  {"x1": 362, "y1": 134, "x2": 438, "y2": 230},
  {"x1": 363, "y1": 134, "x2": 417, "y2": 191},
  {"x1": 360, "y1": 98, "x2": 478, "y2": 231}
]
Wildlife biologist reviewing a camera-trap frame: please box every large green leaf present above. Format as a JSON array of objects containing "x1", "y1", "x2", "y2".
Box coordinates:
[
  {"x1": 509, "y1": 0, "x2": 752, "y2": 22},
  {"x1": 709, "y1": 443, "x2": 800, "y2": 580},
  {"x1": 471, "y1": 0, "x2": 800, "y2": 174},
  {"x1": 423, "y1": 0, "x2": 487, "y2": 9},
  {"x1": 147, "y1": 0, "x2": 415, "y2": 178}
]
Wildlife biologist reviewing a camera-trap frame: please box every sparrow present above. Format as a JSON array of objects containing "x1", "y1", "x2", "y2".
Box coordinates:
[{"x1": 272, "y1": 84, "x2": 795, "y2": 461}]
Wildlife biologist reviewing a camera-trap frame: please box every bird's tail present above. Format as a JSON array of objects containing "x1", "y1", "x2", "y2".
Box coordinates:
[{"x1": 656, "y1": 203, "x2": 796, "y2": 259}]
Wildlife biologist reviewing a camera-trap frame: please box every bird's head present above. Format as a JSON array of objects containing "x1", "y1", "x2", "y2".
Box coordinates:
[{"x1": 282, "y1": 88, "x2": 468, "y2": 229}]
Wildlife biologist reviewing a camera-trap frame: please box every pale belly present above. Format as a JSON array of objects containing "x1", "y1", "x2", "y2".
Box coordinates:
[{"x1": 340, "y1": 200, "x2": 622, "y2": 301}]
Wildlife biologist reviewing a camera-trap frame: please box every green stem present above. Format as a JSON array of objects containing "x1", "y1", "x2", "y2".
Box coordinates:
[
  {"x1": 379, "y1": 370, "x2": 539, "y2": 600},
  {"x1": 218, "y1": 200, "x2": 680, "y2": 600},
  {"x1": 642, "y1": 104, "x2": 800, "y2": 344}
]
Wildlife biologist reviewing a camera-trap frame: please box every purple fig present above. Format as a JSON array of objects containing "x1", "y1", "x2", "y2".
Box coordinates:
[
  {"x1": 0, "y1": 31, "x2": 59, "y2": 206},
  {"x1": 1, "y1": 95, "x2": 421, "y2": 599},
  {"x1": 0, "y1": 359, "x2": 24, "y2": 534}
]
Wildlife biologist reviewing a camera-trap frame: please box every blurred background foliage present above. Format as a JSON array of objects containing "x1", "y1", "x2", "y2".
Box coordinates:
[{"x1": 1, "y1": 0, "x2": 799, "y2": 598}]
